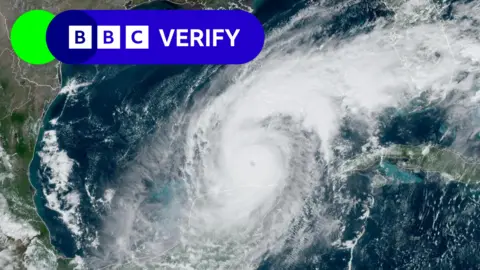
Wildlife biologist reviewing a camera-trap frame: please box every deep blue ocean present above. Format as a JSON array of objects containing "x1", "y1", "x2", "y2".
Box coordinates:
[{"x1": 29, "y1": 0, "x2": 480, "y2": 269}]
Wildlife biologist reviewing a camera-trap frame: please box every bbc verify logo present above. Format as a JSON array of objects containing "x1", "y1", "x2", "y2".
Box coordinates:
[
  {"x1": 69, "y1": 26, "x2": 149, "y2": 49},
  {"x1": 69, "y1": 25, "x2": 241, "y2": 50},
  {"x1": 48, "y1": 10, "x2": 265, "y2": 64}
]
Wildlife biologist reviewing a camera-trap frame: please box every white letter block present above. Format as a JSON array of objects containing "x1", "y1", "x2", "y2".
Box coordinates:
[
  {"x1": 69, "y1": 26, "x2": 92, "y2": 49},
  {"x1": 97, "y1": 26, "x2": 121, "y2": 49},
  {"x1": 125, "y1": 26, "x2": 149, "y2": 49}
]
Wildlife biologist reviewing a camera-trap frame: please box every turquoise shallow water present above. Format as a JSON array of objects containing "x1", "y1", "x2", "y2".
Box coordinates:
[
  {"x1": 29, "y1": 0, "x2": 480, "y2": 269},
  {"x1": 29, "y1": 0, "x2": 309, "y2": 259},
  {"x1": 378, "y1": 162, "x2": 423, "y2": 183}
]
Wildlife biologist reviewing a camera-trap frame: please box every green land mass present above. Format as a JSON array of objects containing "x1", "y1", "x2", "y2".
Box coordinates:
[
  {"x1": 2, "y1": 0, "x2": 476, "y2": 269},
  {"x1": 0, "y1": 0, "x2": 252, "y2": 269},
  {"x1": 342, "y1": 144, "x2": 480, "y2": 185}
]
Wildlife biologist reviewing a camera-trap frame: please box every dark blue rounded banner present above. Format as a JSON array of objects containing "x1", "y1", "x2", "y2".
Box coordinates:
[{"x1": 46, "y1": 10, "x2": 265, "y2": 65}]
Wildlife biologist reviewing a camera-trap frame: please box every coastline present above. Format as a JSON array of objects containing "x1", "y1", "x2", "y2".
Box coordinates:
[{"x1": 26, "y1": 0, "x2": 258, "y2": 263}]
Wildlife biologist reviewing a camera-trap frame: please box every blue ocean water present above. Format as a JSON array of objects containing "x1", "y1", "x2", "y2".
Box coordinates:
[{"x1": 29, "y1": 0, "x2": 480, "y2": 269}]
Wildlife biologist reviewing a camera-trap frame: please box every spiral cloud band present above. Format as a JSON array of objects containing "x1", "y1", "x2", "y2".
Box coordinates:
[{"x1": 56, "y1": 0, "x2": 480, "y2": 269}]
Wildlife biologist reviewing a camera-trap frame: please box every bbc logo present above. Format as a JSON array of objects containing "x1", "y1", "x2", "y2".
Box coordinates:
[{"x1": 68, "y1": 25, "x2": 149, "y2": 49}]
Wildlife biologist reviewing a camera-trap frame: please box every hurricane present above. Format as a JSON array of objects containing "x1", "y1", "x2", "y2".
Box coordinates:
[{"x1": 31, "y1": 0, "x2": 480, "y2": 269}]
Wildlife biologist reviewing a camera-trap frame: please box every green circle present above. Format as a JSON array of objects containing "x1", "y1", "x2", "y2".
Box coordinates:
[{"x1": 11, "y1": 10, "x2": 55, "y2": 65}]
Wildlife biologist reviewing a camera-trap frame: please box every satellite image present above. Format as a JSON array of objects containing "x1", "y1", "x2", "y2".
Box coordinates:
[{"x1": 1, "y1": 0, "x2": 480, "y2": 269}]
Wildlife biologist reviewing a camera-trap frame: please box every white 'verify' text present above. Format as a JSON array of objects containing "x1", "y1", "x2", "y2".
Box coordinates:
[{"x1": 159, "y1": 29, "x2": 240, "y2": 47}]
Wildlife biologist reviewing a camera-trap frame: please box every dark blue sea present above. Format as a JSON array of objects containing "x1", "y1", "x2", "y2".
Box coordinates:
[{"x1": 29, "y1": 0, "x2": 480, "y2": 269}]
